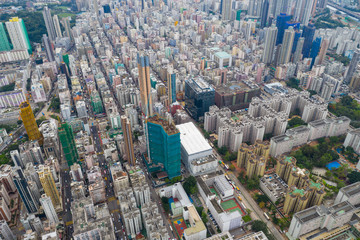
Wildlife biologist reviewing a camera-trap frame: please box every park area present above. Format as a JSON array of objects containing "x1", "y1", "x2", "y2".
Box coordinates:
[{"x1": 172, "y1": 218, "x2": 187, "y2": 239}]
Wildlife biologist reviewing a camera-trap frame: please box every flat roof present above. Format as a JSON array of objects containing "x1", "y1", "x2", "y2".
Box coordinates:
[
  {"x1": 176, "y1": 122, "x2": 212, "y2": 156},
  {"x1": 214, "y1": 51, "x2": 231, "y2": 59}
]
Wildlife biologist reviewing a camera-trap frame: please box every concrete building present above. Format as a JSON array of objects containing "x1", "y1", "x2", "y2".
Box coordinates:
[
  {"x1": 75, "y1": 101, "x2": 87, "y2": 118},
  {"x1": 237, "y1": 141, "x2": 270, "y2": 179},
  {"x1": 71, "y1": 197, "x2": 115, "y2": 240},
  {"x1": 121, "y1": 115, "x2": 135, "y2": 166},
  {"x1": 344, "y1": 128, "x2": 360, "y2": 155},
  {"x1": 197, "y1": 176, "x2": 242, "y2": 232},
  {"x1": 0, "y1": 197, "x2": 10, "y2": 222},
  {"x1": 89, "y1": 180, "x2": 106, "y2": 204},
  {"x1": 70, "y1": 163, "x2": 83, "y2": 182},
  {"x1": 37, "y1": 165, "x2": 60, "y2": 208},
  {"x1": 0, "y1": 220, "x2": 15, "y2": 240},
  {"x1": 334, "y1": 182, "x2": 360, "y2": 206},
  {"x1": 40, "y1": 194, "x2": 59, "y2": 225},
  {"x1": 20, "y1": 101, "x2": 43, "y2": 144},
  {"x1": 159, "y1": 183, "x2": 206, "y2": 239},
  {"x1": 141, "y1": 201, "x2": 169, "y2": 239},
  {"x1": 270, "y1": 116, "x2": 350, "y2": 157},
  {"x1": 6, "y1": 17, "x2": 32, "y2": 53},
  {"x1": 239, "y1": 231, "x2": 268, "y2": 240},
  {"x1": 260, "y1": 174, "x2": 288, "y2": 203},
  {"x1": 176, "y1": 122, "x2": 217, "y2": 175}
]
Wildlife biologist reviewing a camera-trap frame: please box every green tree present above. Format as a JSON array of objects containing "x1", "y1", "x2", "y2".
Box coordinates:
[
  {"x1": 0, "y1": 82, "x2": 15, "y2": 92},
  {"x1": 17, "y1": 120, "x2": 22, "y2": 125},
  {"x1": 348, "y1": 171, "x2": 360, "y2": 184},
  {"x1": 251, "y1": 220, "x2": 268, "y2": 235},
  {"x1": 307, "y1": 90, "x2": 317, "y2": 96},
  {"x1": 183, "y1": 176, "x2": 198, "y2": 195},
  {"x1": 287, "y1": 117, "x2": 306, "y2": 129},
  {"x1": 161, "y1": 197, "x2": 170, "y2": 213},
  {"x1": 259, "y1": 202, "x2": 265, "y2": 208}
]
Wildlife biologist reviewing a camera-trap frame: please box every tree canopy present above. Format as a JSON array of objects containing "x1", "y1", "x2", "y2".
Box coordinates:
[
  {"x1": 183, "y1": 176, "x2": 198, "y2": 195},
  {"x1": 328, "y1": 96, "x2": 360, "y2": 128}
]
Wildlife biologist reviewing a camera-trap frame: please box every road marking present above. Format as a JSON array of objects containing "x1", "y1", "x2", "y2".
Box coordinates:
[
  {"x1": 66, "y1": 221, "x2": 73, "y2": 226},
  {"x1": 111, "y1": 209, "x2": 120, "y2": 213},
  {"x1": 108, "y1": 196, "x2": 116, "y2": 201}
]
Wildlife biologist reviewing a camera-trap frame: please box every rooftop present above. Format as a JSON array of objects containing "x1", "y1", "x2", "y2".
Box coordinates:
[
  {"x1": 176, "y1": 122, "x2": 212, "y2": 156},
  {"x1": 147, "y1": 115, "x2": 179, "y2": 135},
  {"x1": 214, "y1": 51, "x2": 231, "y2": 59},
  {"x1": 215, "y1": 81, "x2": 259, "y2": 95}
]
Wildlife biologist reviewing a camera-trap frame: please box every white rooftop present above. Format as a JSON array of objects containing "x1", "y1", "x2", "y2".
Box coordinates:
[{"x1": 176, "y1": 122, "x2": 212, "y2": 156}]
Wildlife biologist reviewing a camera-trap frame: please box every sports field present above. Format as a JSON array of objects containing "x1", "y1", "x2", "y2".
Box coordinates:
[
  {"x1": 221, "y1": 198, "x2": 246, "y2": 216},
  {"x1": 173, "y1": 218, "x2": 187, "y2": 239}
]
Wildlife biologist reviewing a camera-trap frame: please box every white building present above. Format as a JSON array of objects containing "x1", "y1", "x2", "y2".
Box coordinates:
[
  {"x1": 5, "y1": 17, "x2": 31, "y2": 52},
  {"x1": 343, "y1": 128, "x2": 360, "y2": 155},
  {"x1": 40, "y1": 194, "x2": 59, "y2": 225},
  {"x1": 76, "y1": 101, "x2": 87, "y2": 118},
  {"x1": 0, "y1": 220, "x2": 15, "y2": 240},
  {"x1": 31, "y1": 82, "x2": 46, "y2": 103},
  {"x1": 197, "y1": 176, "x2": 242, "y2": 232},
  {"x1": 60, "y1": 103, "x2": 71, "y2": 121},
  {"x1": 159, "y1": 183, "x2": 206, "y2": 239},
  {"x1": 176, "y1": 122, "x2": 217, "y2": 175}
]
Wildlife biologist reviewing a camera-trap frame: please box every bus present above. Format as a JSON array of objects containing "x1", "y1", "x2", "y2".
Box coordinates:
[
  {"x1": 240, "y1": 202, "x2": 246, "y2": 210},
  {"x1": 224, "y1": 164, "x2": 229, "y2": 170},
  {"x1": 264, "y1": 212, "x2": 270, "y2": 221},
  {"x1": 225, "y1": 175, "x2": 231, "y2": 181}
]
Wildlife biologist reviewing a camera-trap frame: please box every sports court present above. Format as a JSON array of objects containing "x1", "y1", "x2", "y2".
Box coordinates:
[
  {"x1": 209, "y1": 186, "x2": 218, "y2": 196},
  {"x1": 173, "y1": 218, "x2": 187, "y2": 239},
  {"x1": 221, "y1": 198, "x2": 246, "y2": 216}
]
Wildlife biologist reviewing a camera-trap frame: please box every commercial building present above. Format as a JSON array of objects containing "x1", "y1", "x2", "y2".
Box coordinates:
[
  {"x1": 89, "y1": 180, "x2": 106, "y2": 204},
  {"x1": 58, "y1": 123, "x2": 79, "y2": 166},
  {"x1": 90, "y1": 90, "x2": 104, "y2": 115},
  {"x1": 121, "y1": 115, "x2": 135, "y2": 166},
  {"x1": 13, "y1": 167, "x2": 39, "y2": 214},
  {"x1": 344, "y1": 128, "x2": 360, "y2": 155},
  {"x1": 137, "y1": 53, "x2": 153, "y2": 116},
  {"x1": 20, "y1": 101, "x2": 43, "y2": 144},
  {"x1": 176, "y1": 122, "x2": 217, "y2": 175},
  {"x1": 5, "y1": 17, "x2": 32, "y2": 53},
  {"x1": 37, "y1": 165, "x2": 60, "y2": 208},
  {"x1": 185, "y1": 77, "x2": 215, "y2": 120},
  {"x1": 214, "y1": 52, "x2": 232, "y2": 68},
  {"x1": 40, "y1": 194, "x2": 59, "y2": 225},
  {"x1": 237, "y1": 141, "x2": 270, "y2": 179},
  {"x1": 146, "y1": 115, "x2": 181, "y2": 179},
  {"x1": 334, "y1": 181, "x2": 360, "y2": 206},
  {"x1": 262, "y1": 25, "x2": 278, "y2": 64},
  {"x1": 214, "y1": 81, "x2": 260, "y2": 111}
]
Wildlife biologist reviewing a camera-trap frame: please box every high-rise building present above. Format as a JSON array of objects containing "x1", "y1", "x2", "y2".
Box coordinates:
[
  {"x1": 58, "y1": 122, "x2": 78, "y2": 167},
  {"x1": 37, "y1": 165, "x2": 60, "y2": 208},
  {"x1": 248, "y1": 0, "x2": 262, "y2": 17},
  {"x1": 90, "y1": 90, "x2": 104, "y2": 115},
  {"x1": 260, "y1": 0, "x2": 270, "y2": 28},
  {"x1": 62, "y1": 17, "x2": 73, "y2": 42},
  {"x1": 310, "y1": 37, "x2": 322, "y2": 68},
  {"x1": 237, "y1": 141, "x2": 270, "y2": 179},
  {"x1": 317, "y1": 38, "x2": 329, "y2": 65},
  {"x1": 146, "y1": 115, "x2": 181, "y2": 179},
  {"x1": 40, "y1": 194, "x2": 59, "y2": 224},
  {"x1": 221, "y1": 0, "x2": 232, "y2": 20},
  {"x1": 42, "y1": 6, "x2": 56, "y2": 41},
  {"x1": 0, "y1": 23, "x2": 11, "y2": 51},
  {"x1": 121, "y1": 115, "x2": 135, "y2": 166},
  {"x1": 20, "y1": 101, "x2": 43, "y2": 144},
  {"x1": 6, "y1": 17, "x2": 32, "y2": 53},
  {"x1": 53, "y1": 15, "x2": 62, "y2": 38},
  {"x1": 92, "y1": 0, "x2": 99, "y2": 17},
  {"x1": 185, "y1": 77, "x2": 215, "y2": 121},
  {"x1": 279, "y1": 26, "x2": 295, "y2": 65},
  {"x1": 42, "y1": 34, "x2": 54, "y2": 62},
  {"x1": 262, "y1": 25, "x2": 278, "y2": 64},
  {"x1": 345, "y1": 49, "x2": 360, "y2": 83},
  {"x1": 293, "y1": 37, "x2": 305, "y2": 63},
  {"x1": 0, "y1": 220, "x2": 15, "y2": 240},
  {"x1": 167, "y1": 72, "x2": 176, "y2": 104},
  {"x1": 276, "y1": 13, "x2": 292, "y2": 45},
  {"x1": 13, "y1": 167, "x2": 39, "y2": 214},
  {"x1": 302, "y1": 23, "x2": 316, "y2": 58},
  {"x1": 10, "y1": 150, "x2": 24, "y2": 168},
  {"x1": 137, "y1": 53, "x2": 153, "y2": 116}
]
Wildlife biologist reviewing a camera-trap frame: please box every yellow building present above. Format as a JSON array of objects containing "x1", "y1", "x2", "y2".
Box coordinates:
[
  {"x1": 20, "y1": 101, "x2": 43, "y2": 144},
  {"x1": 283, "y1": 187, "x2": 310, "y2": 214},
  {"x1": 37, "y1": 165, "x2": 60, "y2": 208},
  {"x1": 237, "y1": 140, "x2": 270, "y2": 179},
  {"x1": 275, "y1": 156, "x2": 297, "y2": 181},
  {"x1": 308, "y1": 181, "x2": 326, "y2": 207},
  {"x1": 121, "y1": 115, "x2": 135, "y2": 166}
]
